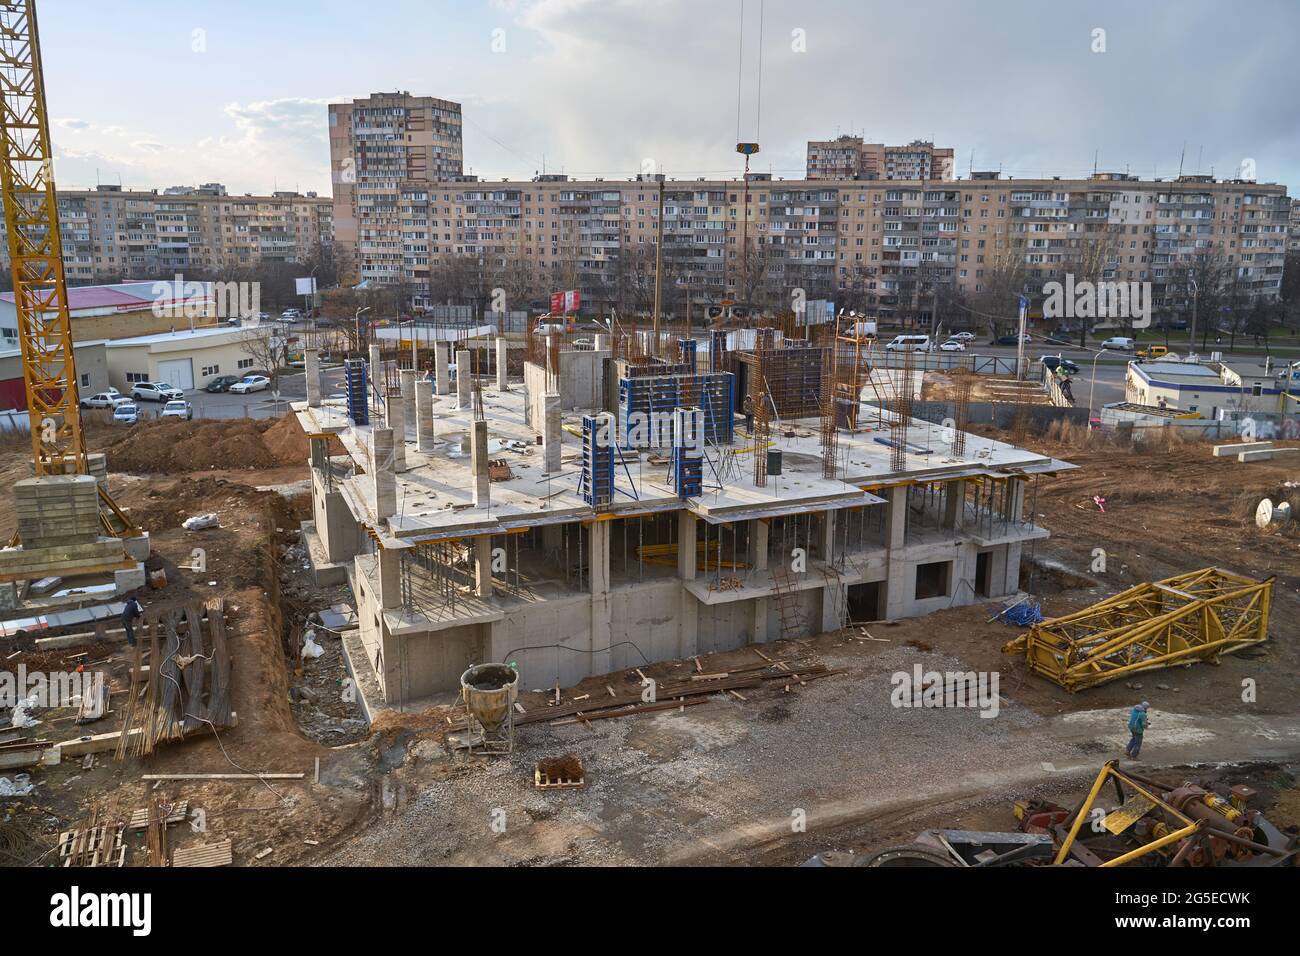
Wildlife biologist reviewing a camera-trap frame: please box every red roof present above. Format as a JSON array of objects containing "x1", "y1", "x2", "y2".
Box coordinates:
[{"x1": 1, "y1": 287, "x2": 151, "y2": 311}]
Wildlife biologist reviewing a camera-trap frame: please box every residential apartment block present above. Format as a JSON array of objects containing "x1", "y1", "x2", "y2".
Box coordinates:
[
  {"x1": 1290, "y1": 198, "x2": 1300, "y2": 253},
  {"x1": 0, "y1": 184, "x2": 334, "y2": 281},
  {"x1": 806, "y1": 136, "x2": 956, "y2": 181},
  {"x1": 340, "y1": 168, "x2": 1289, "y2": 322},
  {"x1": 328, "y1": 92, "x2": 465, "y2": 288}
]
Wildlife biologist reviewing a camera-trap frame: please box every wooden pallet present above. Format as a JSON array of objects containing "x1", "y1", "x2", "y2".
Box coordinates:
[
  {"x1": 58, "y1": 824, "x2": 126, "y2": 867},
  {"x1": 128, "y1": 800, "x2": 189, "y2": 830},
  {"x1": 535, "y1": 769, "x2": 585, "y2": 791},
  {"x1": 172, "y1": 839, "x2": 232, "y2": 868}
]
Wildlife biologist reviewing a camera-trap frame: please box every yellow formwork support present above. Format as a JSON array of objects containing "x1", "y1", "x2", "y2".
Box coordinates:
[{"x1": 1005, "y1": 567, "x2": 1272, "y2": 692}]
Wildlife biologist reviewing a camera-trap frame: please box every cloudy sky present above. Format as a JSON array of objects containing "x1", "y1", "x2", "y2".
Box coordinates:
[{"x1": 40, "y1": 0, "x2": 1300, "y2": 197}]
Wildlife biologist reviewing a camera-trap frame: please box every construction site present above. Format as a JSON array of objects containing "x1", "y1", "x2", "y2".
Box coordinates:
[{"x1": 0, "y1": 0, "x2": 1296, "y2": 891}]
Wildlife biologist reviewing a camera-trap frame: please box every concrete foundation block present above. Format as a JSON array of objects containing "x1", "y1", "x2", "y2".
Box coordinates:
[
  {"x1": 1238, "y1": 449, "x2": 1275, "y2": 462},
  {"x1": 1214, "y1": 441, "x2": 1271, "y2": 457},
  {"x1": 114, "y1": 564, "x2": 147, "y2": 594},
  {"x1": 123, "y1": 532, "x2": 151, "y2": 562}
]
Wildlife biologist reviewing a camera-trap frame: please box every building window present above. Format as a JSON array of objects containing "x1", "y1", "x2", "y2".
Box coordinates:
[
  {"x1": 237, "y1": 358, "x2": 254, "y2": 370},
  {"x1": 126, "y1": 372, "x2": 149, "y2": 384},
  {"x1": 201, "y1": 364, "x2": 221, "y2": 376},
  {"x1": 80, "y1": 373, "x2": 90, "y2": 387},
  {"x1": 915, "y1": 561, "x2": 952, "y2": 600}
]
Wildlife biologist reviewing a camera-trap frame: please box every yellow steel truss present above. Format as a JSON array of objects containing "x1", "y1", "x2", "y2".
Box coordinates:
[
  {"x1": 1005, "y1": 567, "x2": 1272, "y2": 691},
  {"x1": 0, "y1": 1, "x2": 136, "y2": 538},
  {"x1": 0, "y1": 1, "x2": 83, "y2": 474}
]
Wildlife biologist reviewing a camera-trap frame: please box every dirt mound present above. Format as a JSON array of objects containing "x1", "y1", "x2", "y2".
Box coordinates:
[{"x1": 103, "y1": 414, "x2": 317, "y2": 474}]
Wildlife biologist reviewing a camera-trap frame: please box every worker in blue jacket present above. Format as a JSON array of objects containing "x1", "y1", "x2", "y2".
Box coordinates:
[{"x1": 1125, "y1": 701, "x2": 1150, "y2": 758}]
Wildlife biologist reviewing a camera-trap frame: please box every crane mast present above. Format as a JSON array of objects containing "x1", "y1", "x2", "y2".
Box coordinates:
[
  {"x1": 0, "y1": 0, "x2": 135, "y2": 538},
  {"x1": 0, "y1": 1, "x2": 86, "y2": 474}
]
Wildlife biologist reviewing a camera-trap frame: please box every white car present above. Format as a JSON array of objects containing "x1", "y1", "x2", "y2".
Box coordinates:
[
  {"x1": 80, "y1": 391, "x2": 131, "y2": 409},
  {"x1": 160, "y1": 400, "x2": 193, "y2": 421},
  {"x1": 949, "y1": 332, "x2": 976, "y2": 343},
  {"x1": 230, "y1": 375, "x2": 270, "y2": 394},
  {"x1": 131, "y1": 382, "x2": 183, "y2": 402},
  {"x1": 1101, "y1": 336, "x2": 1136, "y2": 351},
  {"x1": 938, "y1": 339, "x2": 966, "y2": 352},
  {"x1": 112, "y1": 403, "x2": 139, "y2": 425}
]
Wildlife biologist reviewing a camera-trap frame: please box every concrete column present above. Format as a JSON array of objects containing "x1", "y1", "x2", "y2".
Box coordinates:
[
  {"x1": 456, "y1": 349, "x2": 471, "y2": 409},
  {"x1": 415, "y1": 380, "x2": 436, "y2": 452},
  {"x1": 1008, "y1": 478, "x2": 1026, "y2": 525},
  {"x1": 474, "y1": 535, "x2": 493, "y2": 598},
  {"x1": 304, "y1": 348, "x2": 321, "y2": 408},
  {"x1": 751, "y1": 597, "x2": 769, "y2": 643},
  {"x1": 677, "y1": 511, "x2": 697, "y2": 581},
  {"x1": 594, "y1": 333, "x2": 609, "y2": 352},
  {"x1": 471, "y1": 419, "x2": 490, "y2": 508},
  {"x1": 819, "y1": 510, "x2": 836, "y2": 563},
  {"x1": 589, "y1": 519, "x2": 612, "y2": 675},
  {"x1": 542, "y1": 392, "x2": 562, "y2": 475},
  {"x1": 886, "y1": 485, "x2": 908, "y2": 551},
  {"x1": 942, "y1": 479, "x2": 963, "y2": 530},
  {"x1": 371, "y1": 428, "x2": 397, "y2": 522},
  {"x1": 496, "y1": 338, "x2": 509, "y2": 391},
  {"x1": 747, "y1": 517, "x2": 769, "y2": 572},
  {"x1": 434, "y1": 342, "x2": 450, "y2": 395},
  {"x1": 378, "y1": 546, "x2": 402, "y2": 611},
  {"x1": 368, "y1": 344, "x2": 384, "y2": 422},
  {"x1": 399, "y1": 368, "x2": 417, "y2": 439},
  {"x1": 386, "y1": 390, "x2": 406, "y2": 472},
  {"x1": 1003, "y1": 541, "x2": 1023, "y2": 596}
]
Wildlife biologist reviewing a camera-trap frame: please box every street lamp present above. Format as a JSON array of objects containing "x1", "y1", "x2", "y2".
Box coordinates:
[
  {"x1": 354, "y1": 306, "x2": 371, "y2": 355},
  {"x1": 1187, "y1": 276, "x2": 1199, "y2": 354},
  {"x1": 1087, "y1": 346, "x2": 1106, "y2": 424}
]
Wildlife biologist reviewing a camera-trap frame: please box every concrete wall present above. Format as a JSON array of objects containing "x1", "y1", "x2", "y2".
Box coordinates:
[{"x1": 522, "y1": 351, "x2": 611, "y2": 426}]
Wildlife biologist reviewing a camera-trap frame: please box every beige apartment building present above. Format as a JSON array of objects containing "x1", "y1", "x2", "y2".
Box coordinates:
[
  {"x1": 338, "y1": 169, "x2": 1288, "y2": 324},
  {"x1": 0, "y1": 184, "x2": 333, "y2": 282},
  {"x1": 328, "y1": 91, "x2": 464, "y2": 289},
  {"x1": 806, "y1": 136, "x2": 956, "y2": 181}
]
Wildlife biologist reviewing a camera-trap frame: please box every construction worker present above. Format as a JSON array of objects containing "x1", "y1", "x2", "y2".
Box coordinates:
[
  {"x1": 1125, "y1": 701, "x2": 1150, "y2": 758},
  {"x1": 121, "y1": 594, "x2": 142, "y2": 647},
  {"x1": 742, "y1": 393, "x2": 754, "y2": 434}
]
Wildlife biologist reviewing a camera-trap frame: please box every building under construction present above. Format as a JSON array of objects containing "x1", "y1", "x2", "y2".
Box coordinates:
[{"x1": 295, "y1": 329, "x2": 1071, "y2": 710}]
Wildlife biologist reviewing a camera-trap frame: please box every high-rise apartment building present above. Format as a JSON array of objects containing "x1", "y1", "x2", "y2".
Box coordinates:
[
  {"x1": 806, "y1": 136, "x2": 956, "y2": 181},
  {"x1": 1289, "y1": 198, "x2": 1300, "y2": 253},
  {"x1": 357, "y1": 170, "x2": 1288, "y2": 322},
  {"x1": 0, "y1": 184, "x2": 333, "y2": 281},
  {"x1": 328, "y1": 92, "x2": 464, "y2": 288}
]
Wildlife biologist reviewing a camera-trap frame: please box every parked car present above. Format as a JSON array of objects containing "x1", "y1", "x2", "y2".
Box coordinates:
[
  {"x1": 1135, "y1": 344, "x2": 1169, "y2": 361},
  {"x1": 80, "y1": 391, "x2": 131, "y2": 409},
  {"x1": 131, "y1": 381, "x2": 183, "y2": 402},
  {"x1": 205, "y1": 375, "x2": 241, "y2": 393},
  {"x1": 938, "y1": 339, "x2": 966, "y2": 352},
  {"x1": 994, "y1": 334, "x2": 1033, "y2": 346},
  {"x1": 229, "y1": 375, "x2": 271, "y2": 394},
  {"x1": 160, "y1": 400, "x2": 194, "y2": 421},
  {"x1": 1100, "y1": 336, "x2": 1136, "y2": 351},
  {"x1": 1040, "y1": 355, "x2": 1081, "y2": 375},
  {"x1": 112, "y1": 403, "x2": 139, "y2": 425},
  {"x1": 885, "y1": 334, "x2": 932, "y2": 353},
  {"x1": 949, "y1": 331, "x2": 975, "y2": 343}
]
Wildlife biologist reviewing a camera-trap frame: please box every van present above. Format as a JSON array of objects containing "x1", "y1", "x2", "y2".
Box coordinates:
[
  {"x1": 885, "y1": 334, "x2": 931, "y2": 353},
  {"x1": 1101, "y1": 337, "x2": 1136, "y2": 351},
  {"x1": 1135, "y1": 344, "x2": 1168, "y2": 361}
]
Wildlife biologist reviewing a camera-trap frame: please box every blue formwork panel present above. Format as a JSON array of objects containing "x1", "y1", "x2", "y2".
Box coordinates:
[
  {"x1": 672, "y1": 447, "x2": 703, "y2": 498},
  {"x1": 617, "y1": 371, "x2": 735, "y2": 449},
  {"x1": 345, "y1": 358, "x2": 369, "y2": 426},
  {"x1": 581, "y1": 414, "x2": 614, "y2": 507}
]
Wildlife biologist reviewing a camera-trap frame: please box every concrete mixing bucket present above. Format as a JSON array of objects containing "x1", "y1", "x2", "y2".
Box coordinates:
[{"x1": 460, "y1": 663, "x2": 519, "y2": 737}]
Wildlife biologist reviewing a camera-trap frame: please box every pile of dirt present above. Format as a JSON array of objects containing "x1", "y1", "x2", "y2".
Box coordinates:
[{"x1": 103, "y1": 415, "x2": 318, "y2": 474}]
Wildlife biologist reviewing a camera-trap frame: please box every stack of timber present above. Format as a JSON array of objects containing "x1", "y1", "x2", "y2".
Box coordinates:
[{"x1": 116, "y1": 599, "x2": 233, "y2": 759}]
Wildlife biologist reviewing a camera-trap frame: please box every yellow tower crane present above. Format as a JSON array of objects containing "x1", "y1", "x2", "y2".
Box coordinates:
[{"x1": 0, "y1": 0, "x2": 136, "y2": 537}]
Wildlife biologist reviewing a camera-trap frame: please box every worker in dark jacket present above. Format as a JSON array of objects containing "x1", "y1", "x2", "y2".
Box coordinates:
[
  {"x1": 1125, "y1": 701, "x2": 1150, "y2": 758},
  {"x1": 742, "y1": 393, "x2": 754, "y2": 434},
  {"x1": 121, "y1": 595, "x2": 142, "y2": 647}
]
